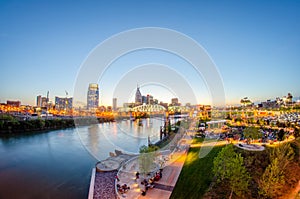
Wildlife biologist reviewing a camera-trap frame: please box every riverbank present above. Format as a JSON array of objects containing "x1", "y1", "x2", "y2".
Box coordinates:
[
  {"x1": 90, "y1": 151, "x2": 136, "y2": 199},
  {"x1": 0, "y1": 114, "x2": 115, "y2": 135},
  {"x1": 88, "y1": 125, "x2": 190, "y2": 199}
]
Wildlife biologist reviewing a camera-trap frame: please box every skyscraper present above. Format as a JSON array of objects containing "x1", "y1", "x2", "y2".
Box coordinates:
[
  {"x1": 142, "y1": 96, "x2": 147, "y2": 104},
  {"x1": 36, "y1": 95, "x2": 48, "y2": 107},
  {"x1": 55, "y1": 96, "x2": 73, "y2": 110},
  {"x1": 87, "y1": 83, "x2": 99, "y2": 110},
  {"x1": 147, "y1": 94, "x2": 154, "y2": 104},
  {"x1": 41, "y1": 97, "x2": 48, "y2": 107},
  {"x1": 113, "y1": 98, "x2": 117, "y2": 111},
  {"x1": 135, "y1": 85, "x2": 142, "y2": 105},
  {"x1": 37, "y1": 95, "x2": 42, "y2": 107}
]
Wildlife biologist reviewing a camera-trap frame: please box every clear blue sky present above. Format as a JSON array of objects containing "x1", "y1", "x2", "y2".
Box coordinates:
[{"x1": 0, "y1": 0, "x2": 299, "y2": 106}]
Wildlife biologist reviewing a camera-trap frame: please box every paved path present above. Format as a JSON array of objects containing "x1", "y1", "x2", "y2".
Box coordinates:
[
  {"x1": 190, "y1": 138, "x2": 296, "y2": 150},
  {"x1": 116, "y1": 134, "x2": 191, "y2": 199},
  {"x1": 153, "y1": 183, "x2": 174, "y2": 191},
  {"x1": 138, "y1": 152, "x2": 188, "y2": 199}
]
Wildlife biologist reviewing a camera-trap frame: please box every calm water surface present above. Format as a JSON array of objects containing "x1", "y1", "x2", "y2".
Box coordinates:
[{"x1": 0, "y1": 118, "x2": 166, "y2": 199}]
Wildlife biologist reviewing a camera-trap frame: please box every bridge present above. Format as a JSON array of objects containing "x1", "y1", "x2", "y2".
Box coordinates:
[
  {"x1": 131, "y1": 104, "x2": 166, "y2": 112},
  {"x1": 168, "y1": 106, "x2": 190, "y2": 113},
  {"x1": 117, "y1": 104, "x2": 191, "y2": 114}
]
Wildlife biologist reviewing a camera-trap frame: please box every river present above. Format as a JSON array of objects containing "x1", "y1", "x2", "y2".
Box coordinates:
[{"x1": 0, "y1": 117, "x2": 166, "y2": 199}]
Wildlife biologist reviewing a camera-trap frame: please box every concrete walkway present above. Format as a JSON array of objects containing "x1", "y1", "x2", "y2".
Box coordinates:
[
  {"x1": 137, "y1": 152, "x2": 188, "y2": 199},
  {"x1": 116, "y1": 134, "x2": 192, "y2": 199}
]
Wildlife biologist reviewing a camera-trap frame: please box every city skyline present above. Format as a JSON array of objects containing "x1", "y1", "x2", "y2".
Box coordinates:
[
  {"x1": 2, "y1": 84, "x2": 299, "y2": 109},
  {"x1": 1, "y1": 1, "x2": 300, "y2": 106}
]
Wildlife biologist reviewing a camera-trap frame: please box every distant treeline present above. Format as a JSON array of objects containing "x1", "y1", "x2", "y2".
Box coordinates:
[{"x1": 0, "y1": 114, "x2": 115, "y2": 135}]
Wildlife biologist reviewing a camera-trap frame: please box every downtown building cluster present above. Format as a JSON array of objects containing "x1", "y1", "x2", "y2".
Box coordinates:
[{"x1": 1, "y1": 84, "x2": 299, "y2": 121}]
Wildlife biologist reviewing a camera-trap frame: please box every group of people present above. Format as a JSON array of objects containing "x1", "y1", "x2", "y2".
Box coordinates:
[
  {"x1": 154, "y1": 170, "x2": 162, "y2": 181},
  {"x1": 141, "y1": 178, "x2": 155, "y2": 189},
  {"x1": 116, "y1": 183, "x2": 130, "y2": 194},
  {"x1": 140, "y1": 169, "x2": 163, "y2": 196},
  {"x1": 115, "y1": 175, "x2": 131, "y2": 194},
  {"x1": 115, "y1": 169, "x2": 164, "y2": 196}
]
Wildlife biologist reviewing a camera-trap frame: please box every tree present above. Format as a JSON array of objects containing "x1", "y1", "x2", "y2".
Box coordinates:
[
  {"x1": 243, "y1": 127, "x2": 262, "y2": 143},
  {"x1": 138, "y1": 145, "x2": 159, "y2": 176},
  {"x1": 259, "y1": 158, "x2": 284, "y2": 198},
  {"x1": 277, "y1": 129, "x2": 285, "y2": 141},
  {"x1": 269, "y1": 143, "x2": 294, "y2": 170},
  {"x1": 0, "y1": 120, "x2": 4, "y2": 129},
  {"x1": 240, "y1": 97, "x2": 252, "y2": 107},
  {"x1": 294, "y1": 127, "x2": 299, "y2": 138},
  {"x1": 36, "y1": 119, "x2": 45, "y2": 129},
  {"x1": 235, "y1": 117, "x2": 243, "y2": 123},
  {"x1": 259, "y1": 143, "x2": 294, "y2": 198},
  {"x1": 287, "y1": 93, "x2": 293, "y2": 103},
  {"x1": 226, "y1": 114, "x2": 232, "y2": 120},
  {"x1": 213, "y1": 145, "x2": 251, "y2": 199}
]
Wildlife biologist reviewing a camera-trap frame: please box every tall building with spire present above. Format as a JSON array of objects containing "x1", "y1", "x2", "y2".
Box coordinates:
[
  {"x1": 87, "y1": 83, "x2": 99, "y2": 110},
  {"x1": 135, "y1": 85, "x2": 142, "y2": 105}
]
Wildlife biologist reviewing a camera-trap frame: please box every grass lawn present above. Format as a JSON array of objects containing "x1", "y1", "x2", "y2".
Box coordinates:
[
  {"x1": 171, "y1": 138, "x2": 300, "y2": 199},
  {"x1": 170, "y1": 140, "x2": 223, "y2": 199}
]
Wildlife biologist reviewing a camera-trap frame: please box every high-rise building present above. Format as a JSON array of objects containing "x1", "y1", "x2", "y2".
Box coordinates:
[
  {"x1": 87, "y1": 83, "x2": 99, "y2": 110},
  {"x1": 113, "y1": 98, "x2": 117, "y2": 111},
  {"x1": 7, "y1": 100, "x2": 21, "y2": 107},
  {"x1": 135, "y1": 85, "x2": 142, "y2": 105},
  {"x1": 147, "y1": 94, "x2": 154, "y2": 104},
  {"x1": 55, "y1": 97, "x2": 73, "y2": 110},
  {"x1": 41, "y1": 97, "x2": 48, "y2": 107},
  {"x1": 37, "y1": 95, "x2": 48, "y2": 107},
  {"x1": 37, "y1": 92, "x2": 50, "y2": 108},
  {"x1": 37, "y1": 95, "x2": 42, "y2": 107},
  {"x1": 142, "y1": 96, "x2": 147, "y2": 104}
]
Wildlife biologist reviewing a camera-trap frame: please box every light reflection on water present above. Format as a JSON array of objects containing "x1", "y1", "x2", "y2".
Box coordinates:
[
  {"x1": 0, "y1": 129, "x2": 96, "y2": 199},
  {"x1": 0, "y1": 117, "x2": 167, "y2": 199},
  {"x1": 78, "y1": 117, "x2": 165, "y2": 160}
]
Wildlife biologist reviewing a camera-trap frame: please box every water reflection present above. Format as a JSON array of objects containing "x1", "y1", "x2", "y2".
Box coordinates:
[
  {"x1": 0, "y1": 117, "x2": 170, "y2": 198},
  {"x1": 0, "y1": 129, "x2": 96, "y2": 199},
  {"x1": 77, "y1": 118, "x2": 165, "y2": 160}
]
